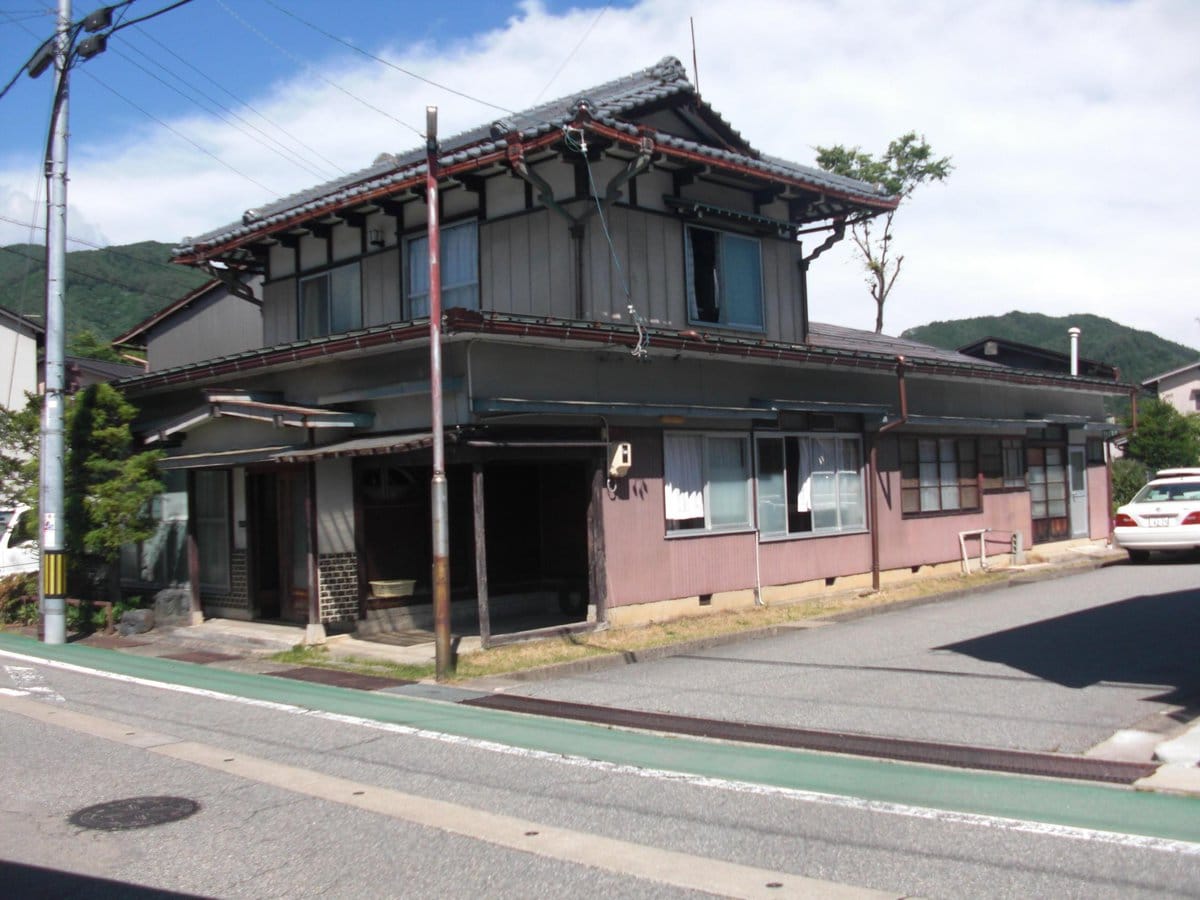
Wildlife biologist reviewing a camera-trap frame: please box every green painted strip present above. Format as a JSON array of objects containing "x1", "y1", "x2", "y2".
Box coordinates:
[{"x1": 2, "y1": 632, "x2": 1197, "y2": 844}]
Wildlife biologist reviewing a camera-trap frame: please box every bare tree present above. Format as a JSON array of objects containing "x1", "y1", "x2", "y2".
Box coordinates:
[{"x1": 815, "y1": 133, "x2": 952, "y2": 333}]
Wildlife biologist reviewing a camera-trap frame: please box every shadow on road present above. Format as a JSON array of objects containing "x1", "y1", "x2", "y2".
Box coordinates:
[
  {"x1": 0, "y1": 860, "x2": 204, "y2": 899},
  {"x1": 937, "y1": 586, "x2": 1200, "y2": 711}
]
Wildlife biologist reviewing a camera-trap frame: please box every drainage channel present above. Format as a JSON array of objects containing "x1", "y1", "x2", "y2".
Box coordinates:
[{"x1": 464, "y1": 694, "x2": 1158, "y2": 785}]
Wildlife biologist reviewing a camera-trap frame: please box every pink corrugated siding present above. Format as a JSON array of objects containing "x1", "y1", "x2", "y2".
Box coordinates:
[
  {"x1": 1088, "y1": 464, "x2": 1111, "y2": 539},
  {"x1": 873, "y1": 468, "x2": 1033, "y2": 568},
  {"x1": 602, "y1": 428, "x2": 758, "y2": 607},
  {"x1": 758, "y1": 533, "x2": 872, "y2": 585}
]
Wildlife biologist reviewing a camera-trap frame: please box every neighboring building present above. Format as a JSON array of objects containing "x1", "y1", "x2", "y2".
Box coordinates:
[
  {"x1": 1142, "y1": 361, "x2": 1200, "y2": 416},
  {"x1": 0, "y1": 305, "x2": 43, "y2": 410},
  {"x1": 958, "y1": 335, "x2": 1118, "y2": 380},
  {"x1": 116, "y1": 57, "x2": 1127, "y2": 641},
  {"x1": 113, "y1": 276, "x2": 263, "y2": 371},
  {"x1": 66, "y1": 355, "x2": 143, "y2": 391}
]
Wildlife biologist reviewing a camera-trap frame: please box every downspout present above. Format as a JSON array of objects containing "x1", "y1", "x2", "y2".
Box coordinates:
[{"x1": 869, "y1": 356, "x2": 908, "y2": 591}]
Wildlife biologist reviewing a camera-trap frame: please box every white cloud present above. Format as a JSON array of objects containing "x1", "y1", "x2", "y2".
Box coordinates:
[{"x1": 3, "y1": 0, "x2": 1198, "y2": 349}]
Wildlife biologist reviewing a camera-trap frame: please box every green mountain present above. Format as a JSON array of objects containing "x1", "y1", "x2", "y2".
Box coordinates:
[
  {"x1": 0, "y1": 240, "x2": 208, "y2": 343},
  {"x1": 902, "y1": 312, "x2": 1198, "y2": 387}
]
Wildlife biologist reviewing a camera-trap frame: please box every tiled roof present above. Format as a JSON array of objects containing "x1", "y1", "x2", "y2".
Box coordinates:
[
  {"x1": 808, "y1": 322, "x2": 1008, "y2": 369},
  {"x1": 176, "y1": 57, "x2": 892, "y2": 256}
]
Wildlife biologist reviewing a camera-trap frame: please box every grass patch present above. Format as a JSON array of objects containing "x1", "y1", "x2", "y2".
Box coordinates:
[
  {"x1": 270, "y1": 567, "x2": 1013, "y2": 683},
  {"x1": 270, "y1": 643, "x2": 435, "y2": 682}
]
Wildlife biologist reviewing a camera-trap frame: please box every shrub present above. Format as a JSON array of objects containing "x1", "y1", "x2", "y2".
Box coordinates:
[
  {"x1": 0, "y1": 573, "x2": 39, "y2": 626},
  {"x1": 1111, "y1": 457, "x2": 1150, "y2": 511}
]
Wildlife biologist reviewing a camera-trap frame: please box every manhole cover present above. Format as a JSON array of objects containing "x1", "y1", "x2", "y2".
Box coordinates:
[{"x1": 69, "y1": 796, "x2": 200, "y2": 831}]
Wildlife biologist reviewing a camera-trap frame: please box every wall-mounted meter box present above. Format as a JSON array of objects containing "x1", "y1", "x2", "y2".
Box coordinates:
[{"x1": 608, "y1": 441, "x2": 632, "y2": 478}]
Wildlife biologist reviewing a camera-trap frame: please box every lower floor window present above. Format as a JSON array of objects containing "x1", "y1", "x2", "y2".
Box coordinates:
[
  {"x1": 1027, "y1": 446, "x2": 1067, "y2": 519},
  {"x1": 664, "y1": 433, "x2": 751, "y2": 533},
  {"x1": 195, "y1": 469, "x2": 232, "y2": 592},
  {"x1": 979, "y1": 437, "x2": 1025, "y2": 490},
  {"x1": 756, "y1": 434, "x2": 864, "y2": 536},
  {"x1": 119, "y1": 470, "x2": 189, "y2": 586},
  {"x1": 900, "y1": 437, "x2": 980, "y2": 514}
]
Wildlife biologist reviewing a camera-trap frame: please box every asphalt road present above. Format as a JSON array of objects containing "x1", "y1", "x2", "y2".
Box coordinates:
[
  {"x1": 2, "y1": 586, "x2": 1199, "y2": 900},
  {"x1": 504, "y1": 559, "x2": 1200, "y2": 755}
]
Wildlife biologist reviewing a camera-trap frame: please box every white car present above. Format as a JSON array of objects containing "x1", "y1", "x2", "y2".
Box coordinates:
[
  {"x1": 0, "y1": 505, "x2": 39, "y2": 577},
  {"x1": 1112, "y1": 468, "x2": 1200, "y2": 563}
]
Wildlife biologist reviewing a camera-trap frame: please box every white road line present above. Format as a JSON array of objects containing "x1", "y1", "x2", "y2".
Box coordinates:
[
  {"x1": 0, "y1": 692, "x2": 896, "y2": 900},
  {"x1": 2, "y1": 647, "x2": 1198, "y2": 858},
  {"x1": 3, "y1": 664, "x2": 64, "y2": 702}
]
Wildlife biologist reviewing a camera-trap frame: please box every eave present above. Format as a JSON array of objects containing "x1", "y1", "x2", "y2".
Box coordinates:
[{"x1": 117, "y1": 310, "x2": 1134, "y2": 399}]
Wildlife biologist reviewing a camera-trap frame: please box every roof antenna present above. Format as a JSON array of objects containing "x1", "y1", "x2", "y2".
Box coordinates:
[{"x1": 690, "y1": 17, "x2": 701, "y2": 95}]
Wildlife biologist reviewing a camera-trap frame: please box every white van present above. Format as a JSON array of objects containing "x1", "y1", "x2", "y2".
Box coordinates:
[{"x1": 0, "y1": 506, "x2": 39, "y2": 577}]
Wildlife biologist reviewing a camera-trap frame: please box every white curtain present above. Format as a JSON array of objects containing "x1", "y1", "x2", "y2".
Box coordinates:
[
  {"x1": 664, "y1": 434, "x2": 705, "y2": 521},
  {"x1": 794, "y1": 439, "x2": 813, "y2": 512}
]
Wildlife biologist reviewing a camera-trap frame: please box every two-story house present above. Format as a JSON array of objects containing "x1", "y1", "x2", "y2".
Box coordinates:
[{"x1": 116, "y1": 57, "x2": 1127, "y2": 643}]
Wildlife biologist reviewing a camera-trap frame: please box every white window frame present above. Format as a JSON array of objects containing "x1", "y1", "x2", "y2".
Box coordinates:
[
  {"x1": 754, "y1": 432, "x2": 866, "y2": 539},
  {"x1": 663, "y1": 431, "x2": 753, "y2": 535},
  {"x1": 684, "y1": 224, "x2": 764, "y2": 331},
  {"x1": 298, "y1": 261, "x2": 362, "y2": 339},
  {"x1": 406, "y1": 219, "x2": 479, "y2": 318}
]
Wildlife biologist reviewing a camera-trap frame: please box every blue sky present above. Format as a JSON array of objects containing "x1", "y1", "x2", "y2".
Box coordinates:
[{"x1": 1, "y1": 0, "x2": 1198, "y2": 350}]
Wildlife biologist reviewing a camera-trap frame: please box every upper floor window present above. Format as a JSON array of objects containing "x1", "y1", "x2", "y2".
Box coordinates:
[
  {"x1": 407, "y1": 220, "x2": 479, "y2": 318},
  {"x1": 663, "y1": 432, "x2": 752, "y2": 534},
  {"x1": 756, "y1": 434, "x2": 865, "y2": 537},
  {"x1": 299, "y1": 262, "x2": 361, "y2": 339},
  {"x1": 685, "y1": 225, "x2": 763, "y2": 330},
  {"x1": 899, "y1": 437, "x2": 980, "y2": 514}
]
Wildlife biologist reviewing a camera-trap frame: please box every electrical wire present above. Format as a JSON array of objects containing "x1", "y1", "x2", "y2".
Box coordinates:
[
  {"x1": 0, "y1": 243, "x2": 195, "y2": 311},
  {"x1": 105, "y1": 43, "x2": 337, "y2": 182},
  {"x1": 76, "y1": 66, "x2": 279, "y2": 196},
  {"x1": 215, "y1": 0, "x2": 423, "y2": 139},
  {"x1": 259, "y1": 0, "x2": 517, "y2": 122},
  {"x1": 531, "y1": 5, "x2": 609, "y2": 105},
  {"x1": 0, "y1": 213, "x2": 194, "y2": 275},
  {"x1": 129, "y1": 26, "x2": 347, "y2": 177},
  {"x1": 564, "y1": 126, "x2": 648, "y2": 359},
  {"x1": 106, "y1": 0, "x2": 192, "y2": 35}
]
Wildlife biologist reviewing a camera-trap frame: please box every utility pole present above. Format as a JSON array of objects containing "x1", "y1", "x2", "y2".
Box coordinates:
[
  {"x1": 39, "y1": 0, "x2": 72, "y2": 644},
  {"x1": 426, "y1": 106, "x2": 452, "y2": 680},
  {"x1": 26, "y1": 2, "x2": 111, "y2": 643}
]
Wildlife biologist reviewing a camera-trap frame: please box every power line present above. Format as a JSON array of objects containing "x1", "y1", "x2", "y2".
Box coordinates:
[
  {"x1": 531, "y1": 5, "x2": 609, "y2": 105},
  {"x1": 215, "y1": 0, "x2": 423, "y2": 139},
  {"x1": 129, "y1": 25, "x2": 348, "y2": 176},
  {"x1": 105, "y1": 42, "x2": 336, "y2": 182},
  {"x1": 0, "y1": 243, "x2": 192, "y2": 311},
  {"x1": 259, "y1": 0, "x2": 518, "y2": 123},
  {"x1": 0, "y1": 212, "x2": 190, "y2": 276},
  {"x1": 76, "y1": 66, "x2": 279, "y2": 196}
]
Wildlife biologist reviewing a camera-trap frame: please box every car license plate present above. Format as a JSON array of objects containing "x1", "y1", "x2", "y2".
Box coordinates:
[{"x1": 1147, "y1": 517, "x2": 1173, "y2": 527}]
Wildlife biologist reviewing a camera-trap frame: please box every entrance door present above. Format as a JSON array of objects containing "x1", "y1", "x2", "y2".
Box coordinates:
[
  {"x1": 1068, "y1": 447, "x2": 1088, "y2": 538},
  {"x1": 248, "y1": 473, "x2": 281, "y2": 619},
  {"x1": 278, "y1": 470, "x2": 312, "y2": 624}
]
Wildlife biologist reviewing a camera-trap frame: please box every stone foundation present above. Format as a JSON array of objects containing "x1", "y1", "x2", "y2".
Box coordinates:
[
  {"x1": 200, "y1": 549, "x2": 249, "y2": 616},
  {"x1": 318, "y1": 551, "x2": 359, "y2": 626}
]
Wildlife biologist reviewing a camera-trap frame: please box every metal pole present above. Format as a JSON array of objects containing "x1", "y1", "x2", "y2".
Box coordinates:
[
  {"x1": 40, "y1": 0, "x2": 71, "y2": 644},
  {"x1": 426, "y1": 106, "x2": 452, "y2": 679}
]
